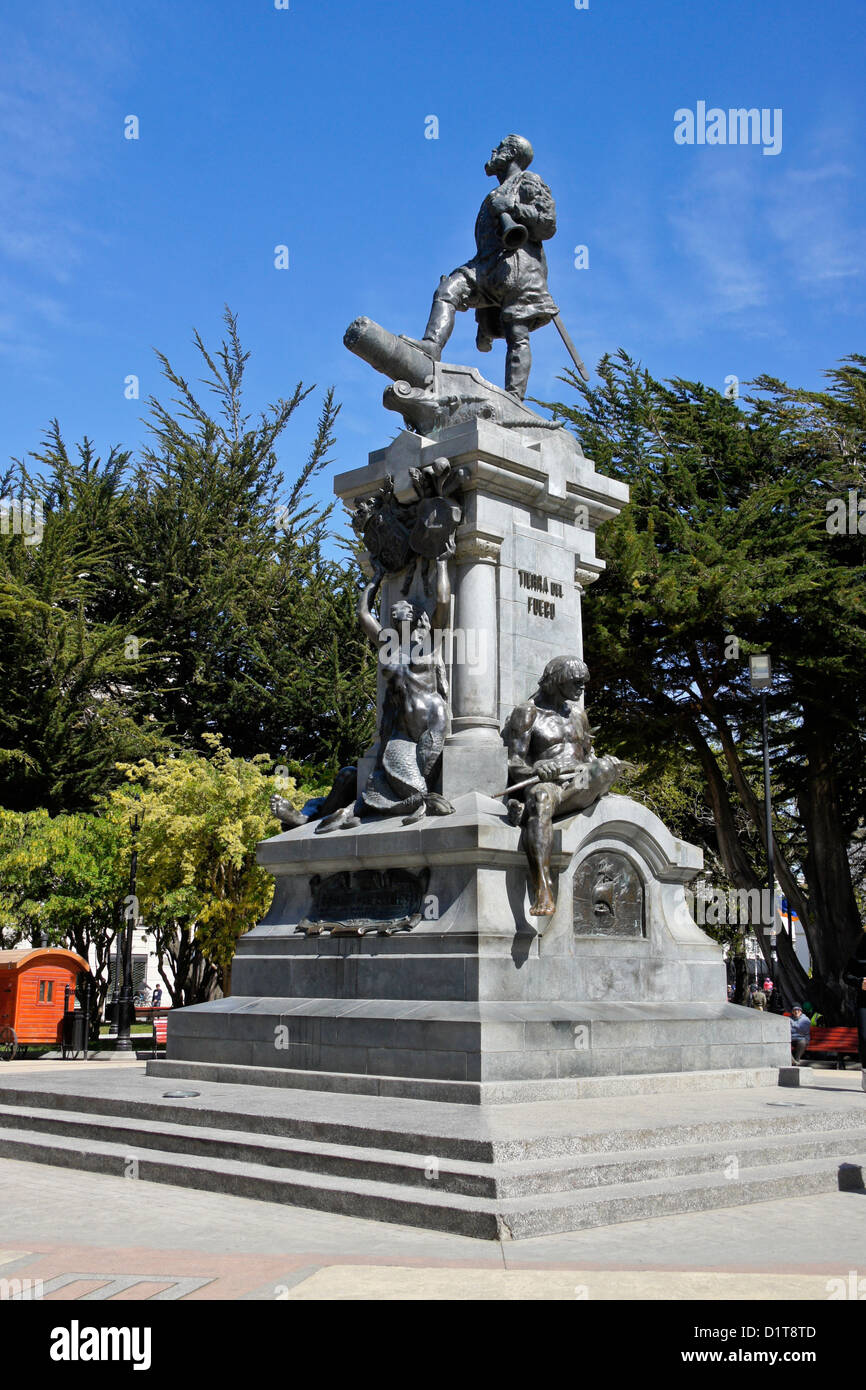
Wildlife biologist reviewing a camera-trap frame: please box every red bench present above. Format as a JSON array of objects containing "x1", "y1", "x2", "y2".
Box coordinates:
[
  {"x1": 134, "y1": 1007, "x2": 171, "y2": 1057},
  {"x1": 151, "y1": 1014, "x2": 169, "y2": 1056},
  {"x1": 803, "y1": 1026, "x2": 859, "y2": 1069}
]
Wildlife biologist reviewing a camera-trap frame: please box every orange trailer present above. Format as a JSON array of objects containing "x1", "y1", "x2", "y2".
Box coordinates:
[{"x1": 0, "y1": 948, "x2": 90, "y2": 1060}]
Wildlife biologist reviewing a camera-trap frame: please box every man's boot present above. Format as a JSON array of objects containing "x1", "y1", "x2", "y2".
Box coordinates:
[
  {"x1": 505, "y1": 326, "x2": 532, "y2": 400},
  {"x1": 475, "y1": 308, "x2": 495, "y2": 353},
  {"x1": 406, "y1": 296, "x2": 455, "y2": 362}
]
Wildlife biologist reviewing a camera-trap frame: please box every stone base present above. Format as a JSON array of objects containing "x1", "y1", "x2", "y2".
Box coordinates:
[
  {"x1": 164, "y1": 792, "x2": 790, "y2": 1094},
  {"x1": 147, "y1": 1057, "x2": 788, "y2": 1106},
  {"x1": 163, "y1": 996, "x2": 788, "y2": 1091},
  {"x1": 5, "y1": 1066, "x2": 865, "y2": 1240}
]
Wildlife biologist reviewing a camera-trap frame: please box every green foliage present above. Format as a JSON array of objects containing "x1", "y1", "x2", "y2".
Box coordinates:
[
  {"x1": 118, "y1": 307, "x2": 374, "y2": 768},
  {"x1": 0, "y1": 739, "x2": 324, "y2": 1006},
  {"x1": 0, "y1": 427, "x2": 165, "y2": 812},
  {"x1": 0, "y1": 311, "x2": 376, "y2": 811},
  {"x1": 541, "y1": 352, "x2": 866, "y2": 1015},
  {"x1": 0, "y1": 805, "x2": 127, "y2": 1002},
  {"x1": 110, "y1": 737, "x2": 287, "y2": 1002},
  {"x1": 0, "y1": 311, "x2": 376, "y2": 1002}
]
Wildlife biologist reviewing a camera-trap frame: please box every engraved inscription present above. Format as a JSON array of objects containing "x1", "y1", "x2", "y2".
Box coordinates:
[
  {"x1": 572, "y1": 852, "x2": 644, "y2": 938},
  {"x1": 518, "y1": 569, "x2": 564, "y2": 621}
]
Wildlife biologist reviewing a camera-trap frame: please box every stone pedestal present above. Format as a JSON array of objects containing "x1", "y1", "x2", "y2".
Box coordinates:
[
  {"x1": 164, "y1": 791, "x2": 789, "y2": 1096},
  {"x1": 162, "y1": 416, "x2": 789, "y2": 1097},
  {"x1": 334, "y1": 418, "x2": 626, "y2": 803},
  {"x1": 162, "y1": 411, "x2": 795, "y2": 1095}
]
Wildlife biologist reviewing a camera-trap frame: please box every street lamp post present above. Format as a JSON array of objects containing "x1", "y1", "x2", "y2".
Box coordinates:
[
  {"x1": 749, "y1": 654, "x2": 776, "y2": 983},
  {"x1": 107, "y1": 911, "x2": 124, "y2": 1036},
  {"x1": 114, "y1": 810, "x2": 140, "y2": 1052}
]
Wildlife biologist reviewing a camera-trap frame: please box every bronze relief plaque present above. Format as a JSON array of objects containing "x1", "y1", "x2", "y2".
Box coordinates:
[
  {"x1": 300, "y1": 868, "x2": 431, "y2": 936},
  {"x1": 572, "y1": 852, "x2": 645, "y2": 938}
]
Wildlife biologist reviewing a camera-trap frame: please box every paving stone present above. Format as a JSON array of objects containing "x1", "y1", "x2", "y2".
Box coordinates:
[{"x1": 0, "y1": 1065, "x2": 863, "y2": 1242}]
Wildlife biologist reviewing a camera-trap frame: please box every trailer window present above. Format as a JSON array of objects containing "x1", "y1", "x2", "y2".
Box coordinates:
[{"x1": 38, "y1": 980, "x2": 54, "y2": 1003}]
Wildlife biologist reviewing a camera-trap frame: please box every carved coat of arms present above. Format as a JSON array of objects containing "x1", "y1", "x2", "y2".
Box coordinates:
[{"x1": 351, "y1": 457, "x2": 466, "y2": 597}]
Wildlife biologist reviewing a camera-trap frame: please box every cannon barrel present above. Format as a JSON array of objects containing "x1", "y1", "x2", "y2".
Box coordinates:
[{"x1": 343, "y1": 316, "x2": 434, "y2": 390}]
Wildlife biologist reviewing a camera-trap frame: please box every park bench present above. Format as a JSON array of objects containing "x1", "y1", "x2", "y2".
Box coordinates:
[
  {"x1": 134, "y1": 1006, "x2": 170, "y2": 1058},
  {"x1": 151, "y1": 1013, "x2": 169, "y2": 1057},
  {"x1": 802, "y1": 1026, "x2": 859, "y2": 1069}
]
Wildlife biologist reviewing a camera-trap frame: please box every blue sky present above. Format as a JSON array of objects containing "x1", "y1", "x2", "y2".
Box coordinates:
[{"x1": 1, "y1": 0, "x2": 864, "y2": 526}]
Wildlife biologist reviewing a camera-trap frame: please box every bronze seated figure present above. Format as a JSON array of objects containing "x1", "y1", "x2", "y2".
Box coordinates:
[{"x1": 504, "y1": 655, "x2": 621, "y2": 915}]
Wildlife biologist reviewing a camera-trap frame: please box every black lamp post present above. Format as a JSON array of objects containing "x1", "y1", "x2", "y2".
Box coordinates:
[
  {"x1": 107, "y1": 909, "x2": 124, "y2": 1036},
  {"x1": 114, "y1": 808, "x2": 140, "y2": 1052},
  {"x1": 749, "y1": 653, "x2": 776, "y2": 981}
]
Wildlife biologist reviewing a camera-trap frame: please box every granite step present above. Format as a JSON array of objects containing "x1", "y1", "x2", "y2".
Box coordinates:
[
  {"x1": 0, "y1": 1108, "x2": 863, "y2": 1238},
  {"x1": 0, "y1": 1104, "x2": 498, "y2": 1199},
  {"x1": 0, "y1": 1082, "x2": 495, "y2": 1162},
  {"x1": 0, "y1": 1125, "x2": 504, "y2": 1238},
  {"x1": 146, "y1": 1057, "x2": 787, "y2": 1106},
  {"x1": 2, "y1": 1079, "x2": 864, "y2": 1165},
  {"x1": 0, "y1": 1102, "x2": 864, "y2": 1201},
  {"x1": 493, "y1": 1155, "x2": 866, "y2": 1239},
  {"x1": 493, "y1": 1125, "x2": 866, "y2": 1197}
]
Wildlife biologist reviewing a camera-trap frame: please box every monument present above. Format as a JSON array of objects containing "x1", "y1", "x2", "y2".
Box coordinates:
[{"x1": 157, "y1": 135, "x2": 789, "y2": 1099}]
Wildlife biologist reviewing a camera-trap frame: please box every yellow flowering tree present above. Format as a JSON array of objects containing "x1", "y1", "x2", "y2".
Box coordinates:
[{"x1": 111, "y1": 736, "x2": 308, "y2": 1002}]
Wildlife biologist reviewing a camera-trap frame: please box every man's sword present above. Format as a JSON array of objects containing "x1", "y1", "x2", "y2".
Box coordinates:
[{"x1": 552, "y1": 313, "x2": 590, "y2": 383}]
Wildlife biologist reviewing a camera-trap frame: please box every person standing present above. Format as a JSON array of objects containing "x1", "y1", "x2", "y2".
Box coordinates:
[{"x1": 843, "y1": 935, "x2": 866, "y2": 1093}]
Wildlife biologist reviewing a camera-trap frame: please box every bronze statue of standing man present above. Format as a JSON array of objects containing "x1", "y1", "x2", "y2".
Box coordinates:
[{"x1": 411, "y1": 135, "x2": 560, "y2": 401}]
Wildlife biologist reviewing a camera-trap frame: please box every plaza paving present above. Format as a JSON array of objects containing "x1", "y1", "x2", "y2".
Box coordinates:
[{"x1": 0, "y1": 1059, "x2": 863, "y2": 1301}]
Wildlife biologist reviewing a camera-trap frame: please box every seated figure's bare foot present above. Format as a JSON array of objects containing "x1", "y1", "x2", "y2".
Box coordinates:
[
  {"x1": 270, "y1": 794, "x2": 307, "y2": 830},
  {"x1": 529, "y1": 897, "x2": 556, "y2": 917},
  {"x1": 529, "y1": 878, "x2": 556, "y2": 915},
  {"x1": 315, "y1": 806, "x2": 356, "y2": 834}
]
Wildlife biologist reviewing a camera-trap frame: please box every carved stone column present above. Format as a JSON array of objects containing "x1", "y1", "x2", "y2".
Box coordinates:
[
  {"x1": 449, "y1": 529, "x2": 501, "y2": 738},
  {"x1": 440, "y1": 527, "x2": 507, "y2": 800}
]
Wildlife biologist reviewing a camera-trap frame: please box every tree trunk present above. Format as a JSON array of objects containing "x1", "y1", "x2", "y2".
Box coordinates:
[
  {"x1": 683, "y1": 714, "x2": 812, "y2": 1005},
  {"x1": 798, "y1": 710, "x2": 864, "y2": 1020}
]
